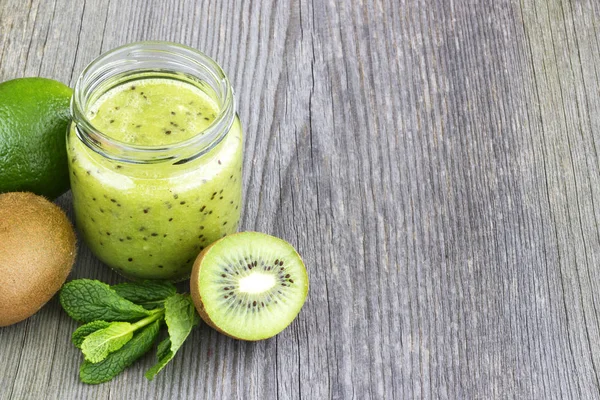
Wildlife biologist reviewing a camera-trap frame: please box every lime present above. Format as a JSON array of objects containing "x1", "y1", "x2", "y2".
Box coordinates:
[{"x1": 0, "y1": 77, "x2": 73, "y2": 199}]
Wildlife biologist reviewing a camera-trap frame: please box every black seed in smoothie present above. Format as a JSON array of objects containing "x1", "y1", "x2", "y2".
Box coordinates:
[
  {"x1": 119, "y1": 238, "x2": 124, "y2": 242},
  {"x1": 230, "y1": 175, "x2": 233, "y2": 179},
  {"x1": 223, "y1": 221, "x2": 227, "y2": 226},
  {"x1": 130, "y1": 86, "x2": 136, "y2": 90},
  {"x1": 71, "y1": 156, "x2": 77, "y2": 163},
  {"x1": 199, "y1": 225, "x2": 204, "y2": 230},
  {"x1": 204, "y1": 117, "x2": 209, "y2": 121},
  {"x1": 170, "y1": 121, "x2": 178, "y2": 127},
  {"x1": 110, "y1": 119, "x2": 115, "y2": 124},
  {"x1": 116, "y1": 165, "x2": 122, "y2": 169},
  {"x1": 143, "y1": 208, "x2": 149, "y2": 213},
  {"x1": 143, "y1": 237, "x2": 148, "y2": 241},
  {"x1": 106, "y1": 232, "x2": 111, "y2": 236},
  {"x1": 219, "y1": 196, "x2": 223, "y2": 200},
  {"x1": 86, "y1": 170, "x2": 91, "y2": 175},
  {"x1": 139, "y1": 227, "x2": 146, "y2": 232},
  {"x1": 115, "y1": 106, "x2": 120, "y2": 110},
  {"x1": 117, "y1": 203, "x2": 121, "y2": 207},
  {"x1": 92, "y1": 197, "x2": 96, "y2": 201},
  {"x1": 158, "y1": 265, "x2": 163, "y2": 269},
  {"x1": 151, "y1": 233, "x2": 158, "y2": 237},
  {"x1": 128, "y1": 258, "x2": 133, "y2": 262},
  {"x1": 165, "y1": 130, "x2": 172, "y2": 135},
  {"x1": 99, "y1": 208, "x2": 104, "y2": 213},
  {"x1": 169, "y1": 218, "x2": 173, "y2": 222},
  {"x1": 171, "y1": 111, "x2": 176, "y2": 115},
  {"x1": 180, "y1": 201, "x2": 186, "y2": 205},
  {"x1": 136, "y1": 124, "x2": 142, "y2": 128},
  {"x1": 164, "y1": 234, "x2": 168, "y2": 238},
  {"x1": 110, "y1": 198, "x2": 117, "y2": 203},
  {"x1": 127, "y1": 236, "x2": 132, "y2": 240},
  {"x1": 173, "y1": 194, "x2": 179, "y2": 199},
  {"x1": 209, "y1": 210, "x2": 213, "y2": 214},
  {"x1": 198, "y1": 235, "x2": 204, "y2": 239},
  {"x1": 91, "y1": 217, "x2": 95, "y2": 222},
  {"x1": 200, "y1": 206, "x2": 206, "y2": 212}
]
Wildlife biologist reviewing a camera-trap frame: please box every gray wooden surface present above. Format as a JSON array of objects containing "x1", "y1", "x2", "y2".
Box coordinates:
[{"x1": 2, "y1": 0, "x2": 600, "y2": 398}]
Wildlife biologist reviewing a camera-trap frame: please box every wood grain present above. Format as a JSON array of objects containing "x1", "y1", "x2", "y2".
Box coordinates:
[{"x1": 2, "y1": 0, "x2": 600, "y2": 398}]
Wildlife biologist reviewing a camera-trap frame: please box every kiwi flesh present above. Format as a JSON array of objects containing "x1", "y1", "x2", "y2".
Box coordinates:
[
  {"x1": 190, "y1": 232, "x2": 308, "y2": 341},
  {"x1": 0, "y1": 192, "x2": 77, "y2": 327}
]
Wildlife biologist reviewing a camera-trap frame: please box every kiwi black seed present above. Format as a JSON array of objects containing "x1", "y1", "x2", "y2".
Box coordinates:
[{"x1": 190, "y1": 232, "x2": 309, "y2": 341}]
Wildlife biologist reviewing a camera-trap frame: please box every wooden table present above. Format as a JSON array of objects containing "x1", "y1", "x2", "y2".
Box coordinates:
[{"x1": 2, "y1": 0, "x2": 600, "y2": 398}]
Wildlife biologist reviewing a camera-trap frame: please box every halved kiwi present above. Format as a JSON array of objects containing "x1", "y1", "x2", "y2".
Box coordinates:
[{"x1": 190, "y1": 232, "x2": 308, "y2": 341}]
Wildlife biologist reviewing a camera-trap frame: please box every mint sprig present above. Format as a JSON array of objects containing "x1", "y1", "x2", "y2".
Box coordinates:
[
  {"x1": 72, "y1": 321, "x2": 111, "y2": 348},
  {"x1": 145, "y1": 293, "x2": 199, "y2": 380},
  {"x1": 60, "y1": 279, "x2": 200, "y2": 384},
  {"x1": 80, "y1": 320, "x2": 161, "y2": 384},
  {"x1": 112, "y1": 280, "x2": 177, "y2": 308},
  {"x1": 60, "y1": 279, "x2": 151, "y2": 322}
]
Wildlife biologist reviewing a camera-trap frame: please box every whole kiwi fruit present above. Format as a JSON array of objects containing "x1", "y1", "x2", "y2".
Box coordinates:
[
  {"x1": 0, "y1": 192, "x2": 76, "y2": 327},
  {"x1": 190, "y1": 231, "x2": 308, "y2": 341}
]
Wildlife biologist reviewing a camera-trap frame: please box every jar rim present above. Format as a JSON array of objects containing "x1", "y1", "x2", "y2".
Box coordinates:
[{"x1": 71, "y1": 41, "x2": 235, "y2": 164}]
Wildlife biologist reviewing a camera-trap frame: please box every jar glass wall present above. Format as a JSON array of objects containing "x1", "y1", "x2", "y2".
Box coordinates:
[{"x1": 67, "y1": 42, "x2": 243, "y2": 281}]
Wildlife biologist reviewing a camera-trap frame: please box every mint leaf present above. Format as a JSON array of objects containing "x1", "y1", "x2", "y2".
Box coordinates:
[
  {"x1": 60, "y1": 279, "x2": 151, "y2": 322},
  {"x1": 72, "y1": 321, "x2": 111, "y2": 348},
  {"x1": 81, "y1": 322, "x2": 135, "y2": 363},
  {"x1": 80, "y1": 320, "x2": 160, "y2": 384},
  {"x1": 112, "y1": 281, "x2": 177, "y2": 307},
  {"x1": 145, "y1": 294, "x2": 199, "y2": 380},
  {"x1": 155, "y1": 337, "x2": 172, "y2": 360}
]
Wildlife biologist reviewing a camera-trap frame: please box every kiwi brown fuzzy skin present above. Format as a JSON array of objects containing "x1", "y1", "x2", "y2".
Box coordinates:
[
  {"x1": 190, "y1": 232, "x2": 308, "y2": 341},
  {"x1": 0, "y1": 192, "x2": 77, "y2": 327},
  {"x1": 190, "y1": 238, "x2": 230, "y2": 338}
]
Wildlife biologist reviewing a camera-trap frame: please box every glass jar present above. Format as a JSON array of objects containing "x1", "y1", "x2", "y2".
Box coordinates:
[{"x1": 68, "y1": 41, "x2": 243, "y2": 281}]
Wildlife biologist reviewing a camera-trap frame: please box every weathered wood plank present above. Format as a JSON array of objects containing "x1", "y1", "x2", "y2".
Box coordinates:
[{"x1": 3, "y1": 0, "x2": 600, "y2": 398}]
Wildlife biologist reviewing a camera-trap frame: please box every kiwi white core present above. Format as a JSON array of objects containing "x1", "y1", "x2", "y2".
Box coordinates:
[{"x1": 239, "y1": 273, "x2": 276, "y2": 294}]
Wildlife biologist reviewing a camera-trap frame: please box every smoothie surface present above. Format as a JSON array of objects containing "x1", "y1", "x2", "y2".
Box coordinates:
[{"x1": 88, "y1": 78, "x2": 218, "y2": 146}]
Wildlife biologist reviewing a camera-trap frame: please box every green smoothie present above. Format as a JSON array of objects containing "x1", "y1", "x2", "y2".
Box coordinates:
[{"x1": 68, "y1": 78, "x2": 243, "y2": 281}]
